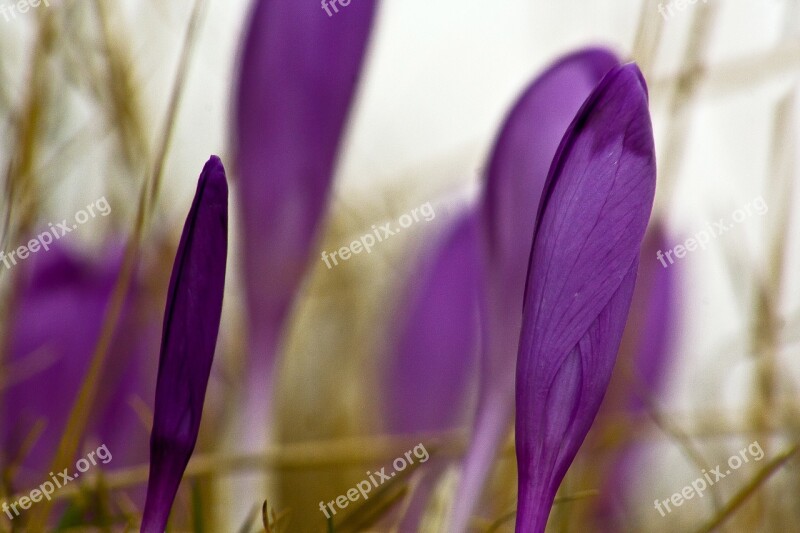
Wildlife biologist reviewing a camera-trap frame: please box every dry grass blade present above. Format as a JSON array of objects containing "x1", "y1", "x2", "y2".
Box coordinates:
[
  {"x1": 262, "y1": 500, "x2": 272, "y2": 532},
  {"x1": 650, "y1": 39, "x2": 800, "y2": 100},
  {"x1": 0, "y1": 10, "x2": 57, "y2": 261},
  {"x1": 333, "y1": 480, "x2": 409, "y2": 533},
  {"x1": 332, "y1": 459, "x2": 426, "y2": 533},
  {"x1": 261, "y1": 499, "x2": 290, "y2": 533},
  {"x1": 630, "y1": 0, "x2": 665, "y2": 78},
  {"x1": 15, "y1": 433, "x2": 457, "y2": 503},
  {"x1": 637, "y1": 378, "x2": 726, "y2": 514},
  {"x1": 654, "y1": 1, "x2": 717, "y2": 214},
  {"x1": 92, "y1": 0, "x2": 150, "y2": 171}
]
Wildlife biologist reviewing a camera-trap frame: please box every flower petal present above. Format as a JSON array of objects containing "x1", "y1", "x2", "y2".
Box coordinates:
[
  {"x1": 2, "y1": 244, "x2": 123, "y2": 485},
  {"x1": 452, "y1": 47, "x2": 620, "y2": 533},
  {"x1": 234, "y1": 0, "x2": 379, "y2": 359},
  {"x1": 515, "y1": 64, "x2": 656, "y2": 531},
  {"x1": 385, "y1": 211, "x2": 481, "y2": 434},
  {"x1": 626, "y1": 224, "x2": 679, "y2": 405},
  {"x1": 482, "y1": 47, "x2": 620, "y2": 283},
  {"x1": 142, "y1": 156, "x2": 228, "y2": 532}
]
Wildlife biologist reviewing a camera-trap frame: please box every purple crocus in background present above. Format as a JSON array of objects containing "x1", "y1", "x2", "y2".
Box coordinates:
[
  {"x1": 233, "y1": 0, "x2": 379, "y2": 442},
  {"x1": 619, "y1": 225, "x2": 678, "y2": 416},
  {"x1": 142, "y1": 156, "x2": 228, "y2": 532},
  {"x1": 452, "y1": 48, "x2": 620, "y2": 531},
  {"x1": 385, "y1": 211, "x2": 481, "y2": 434},
  {"x1": 514, "y1": 64, "x2": 656, "y2": 531},
  {"x1": 381, "y1": 211, "x2": 481, "y2": 530},
  {"x1": 1, "y1": 243, "x2": 152, "y2": 491}
]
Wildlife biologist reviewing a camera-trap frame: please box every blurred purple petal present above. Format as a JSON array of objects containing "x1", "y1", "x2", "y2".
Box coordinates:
[
  {"x1": 452, "y1": 47, "x2": 620, "y2": 532},
  {"x1": 142, "y1": 156, "x2": 228, "y2": 532},
  {"x1": 2, "y1": 239, "x2": 160, "y2": 502},
  {"x1": 515, "y1": 64, "x2": 656, "y2": 531},
  {"x1": 482, "y1": 47, "x2": 621, "y2": 282},
  {"x1": 234, "y1": 0, "x2": 379, "y2": 363},
  {"x1": 232, "y1": 1, "x2": 380, "y2": 474},
  {"x1": 2, "y1": 244, "x2": 122, "y2": 485},
  {"x1": 626, "y1": 224, "x2": 678, "y2": 404},
  {"x1": 385, "y1": 211, "x2": 481, "y2": 434}
]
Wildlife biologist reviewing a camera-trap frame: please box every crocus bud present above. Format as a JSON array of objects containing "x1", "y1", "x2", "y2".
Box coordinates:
[
  {"x1": 515, "y1": 64, "x2": 656, "y2": 532},
  {"x1": 142, "y1": 156, "x2": 228, "y2": 532},
  {"x1": 452, "y1": 48, "x2": 620, "y2": 533}
]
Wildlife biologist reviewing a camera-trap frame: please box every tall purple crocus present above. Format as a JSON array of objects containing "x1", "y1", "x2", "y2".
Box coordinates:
[
  {"x1": 142, "y1": 156, "x2": 228, "y2": 532},
  {"x1": 232, "y1": 0, "x2": 380, "y2": 462},
  {"x1": 514, "y1": 64, "x2": 656, "y2": 531},
  {"x1": 234, "y1": 0, "x2": 379, "y2": 357},
  {"x1": 452, "y1": 48, "x2": 620, "y2": 531}
]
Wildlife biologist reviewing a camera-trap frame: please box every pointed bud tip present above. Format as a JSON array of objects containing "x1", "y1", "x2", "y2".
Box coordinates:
[
  {"x1": 199, "y1": 155, "x2": 229, "y2": 203},
  {"x1": 619, "y1": 62, "x2": 649, "y2": 100}
]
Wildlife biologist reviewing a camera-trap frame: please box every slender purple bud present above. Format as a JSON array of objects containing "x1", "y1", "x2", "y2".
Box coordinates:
[{"x1": 142, "y1": 156, "x2": 228, "y2": 532}]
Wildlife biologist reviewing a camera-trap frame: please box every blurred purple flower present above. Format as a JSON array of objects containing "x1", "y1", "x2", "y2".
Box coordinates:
[
  {"x1": 380, "y1": 211, "x2": 481, "y2": 531},
  {"x1": 385, "y1": 211, "x2": 481, "y2": 434},
  {"x1": 624, "y1": 225, "x2": 678, "y2": 409},
  {"x1": 514, "y1": 64, "x2": 655, "y2": 531},
  {"x1": 142, "y1": 156, "x2": 228, "y2": 532},
  {"x1": 234, "y1": 0, "x2": 379, "y2": 377},
  {"x1": 592, "y1": 223, "x2": 679, "y2": 528},
  {"x1": 452, "y1": 48, "x2": 620, "y2": 531},
  {"x1": 1, "y1": 239, "x2": 161, "y2": 510}
]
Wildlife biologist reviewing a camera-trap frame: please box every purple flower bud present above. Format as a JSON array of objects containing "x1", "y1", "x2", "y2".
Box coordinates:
[
  {"x1": 452, "y1": 48, "x2": 620, "y2": 532},
  {"x1": 142, "y1": 156, "x2": 228, "y2": 532},
  {"x1": 514, "y1": 64, "x2": 656, "y2": 531}
]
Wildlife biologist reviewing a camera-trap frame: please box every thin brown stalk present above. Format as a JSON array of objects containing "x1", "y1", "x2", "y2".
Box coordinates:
[
  {"x1": 650, "y1": 40, "x2": 800, "y2": 101},
  {"x1": 640, "y1": 391, "x2": 726, "y2": 515},
  {"x1": 92, "y1": 0, "x2": 150, "y2": 171},
  {"x1": 17, "y1": 432, "x2": 464, "y2": 504},
  {"x1": 654, "y1": 1, "x2": 717, "y2": 214},
  {"x1": 630, "y1": 0, "x2": 665, "y2": 79}
]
